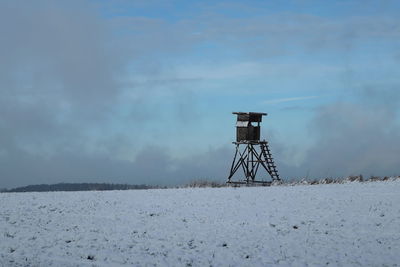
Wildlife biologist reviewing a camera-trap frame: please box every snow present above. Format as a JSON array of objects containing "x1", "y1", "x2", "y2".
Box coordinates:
[{"x1": 1, "y1": 181, "x2": 400, "y2": 266}]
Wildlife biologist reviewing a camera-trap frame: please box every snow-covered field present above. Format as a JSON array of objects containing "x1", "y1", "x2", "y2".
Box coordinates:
[{"x1": 1, "y1": 181, "x2": 400, "y2": 266}]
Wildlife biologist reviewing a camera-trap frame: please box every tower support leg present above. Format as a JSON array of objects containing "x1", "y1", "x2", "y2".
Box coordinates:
[{"x1": 227, "y1": 141, "x2": 280, "y2": 185}]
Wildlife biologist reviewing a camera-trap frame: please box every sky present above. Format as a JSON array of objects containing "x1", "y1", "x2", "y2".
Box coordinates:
[{"x1": 1, "y1": 0, "x2": 400, "y2": 188}]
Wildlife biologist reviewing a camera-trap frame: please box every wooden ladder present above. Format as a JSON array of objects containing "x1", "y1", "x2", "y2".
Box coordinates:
[{"x1": 260, "y1": 142, "x2": 280, "y2": 181}]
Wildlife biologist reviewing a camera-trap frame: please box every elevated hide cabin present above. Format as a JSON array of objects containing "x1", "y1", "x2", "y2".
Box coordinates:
[{"x1": 233, "y1": 112, "x2": 266, "y2": 142}]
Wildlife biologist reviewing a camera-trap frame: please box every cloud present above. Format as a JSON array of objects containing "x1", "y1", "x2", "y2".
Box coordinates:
[
  {"x1": 0, "y1": 143, "x2": 232, "y2": 188},
  {"x1": 179, "y1": 13, "x2": 400, "y2": 58},
  {"x1": 0, "y1": 0, "x2": 133, "y2": 188},
  {"x1": 0, "y1": 0, "x2": 127, "y2": 137},
  {"x1": 106, "y1": 5, "x2": 400, "y2": 62},
  {"x1": 264, "y1": 96, "x2": 320, "y2": 105},
  {"x1": 277, "y1": 85, "x2": 400, "y2": 180},
  {"x1": 0, "y1": 0, "x2": 210, "y2": 189}
]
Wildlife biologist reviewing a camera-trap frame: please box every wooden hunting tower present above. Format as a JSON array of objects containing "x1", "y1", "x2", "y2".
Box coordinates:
[{"x1": 227, "y1": 112, "x2": 281, "y2": 185}]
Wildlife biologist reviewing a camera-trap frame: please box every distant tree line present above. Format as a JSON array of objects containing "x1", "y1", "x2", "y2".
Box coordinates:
[{"x1": 1, "y1": 183, "x2": 159, "y2": 193}]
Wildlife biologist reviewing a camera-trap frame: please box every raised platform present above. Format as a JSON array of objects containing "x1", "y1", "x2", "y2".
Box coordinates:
[{"x1": 232, "y1": 140, "x2": 268, "y2": 145}]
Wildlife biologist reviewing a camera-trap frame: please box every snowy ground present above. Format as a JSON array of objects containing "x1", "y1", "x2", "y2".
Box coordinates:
[{"x1": 1, "y1": 181, "x2": 400, "y2": 266}]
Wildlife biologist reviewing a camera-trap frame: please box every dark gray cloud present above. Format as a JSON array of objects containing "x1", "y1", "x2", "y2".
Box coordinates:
[
  {"x1": 0, "y1": 143, "x2": 232, "y2": 188},
  {"x1": 0, "y1": 0, "x2": 132, "y2": 188},
  {"x1": 0, "y1": 0, "x2": 207, "y2": 189},
  {"x1": 0, "y1": 0, "x2": 125, "y2": 142}
]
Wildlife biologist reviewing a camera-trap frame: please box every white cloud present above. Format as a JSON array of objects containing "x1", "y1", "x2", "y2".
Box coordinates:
[{"x1": 264, "y1": 96, "x2": 320, "y2": 105}]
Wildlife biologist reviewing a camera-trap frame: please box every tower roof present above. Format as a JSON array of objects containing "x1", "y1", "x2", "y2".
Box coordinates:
[
  {"x1": 232, "y1": 112, "x2": 267, "y2": 116},
  {"x1": 233, "y1": 112, "x2": 267, "y2": 122}
]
